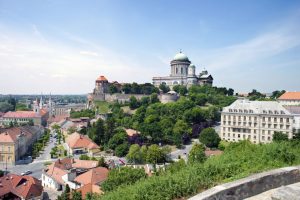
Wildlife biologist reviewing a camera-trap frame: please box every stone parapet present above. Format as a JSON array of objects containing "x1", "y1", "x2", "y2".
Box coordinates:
[{"x1": 189, "y1": 166, "x2": 300, "y2": 200}]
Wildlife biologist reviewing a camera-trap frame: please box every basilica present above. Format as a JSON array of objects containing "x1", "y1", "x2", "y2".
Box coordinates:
[{"x1": 152, "y1": 51, "x2": 213, "y2": 89}]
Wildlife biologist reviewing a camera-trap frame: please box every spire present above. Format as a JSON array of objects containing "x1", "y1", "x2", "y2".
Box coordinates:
[{"x1": 39, "y1": 93, "x2": 43, "y2": 109}]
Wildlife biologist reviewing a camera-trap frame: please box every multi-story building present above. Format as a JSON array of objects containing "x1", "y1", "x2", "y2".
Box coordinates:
[
  {"x1": 220, "y1": 99, "x2": 294, "y2": 143},
  {"x1": 0, "y1": 126, "x2": 43, "y2": 165},
  {"x1": 278, "y1": 91, "x2": 300, "y2": 106},
  {"x1": 1, "y1": 99, "x2": 48, "y2": 127}
]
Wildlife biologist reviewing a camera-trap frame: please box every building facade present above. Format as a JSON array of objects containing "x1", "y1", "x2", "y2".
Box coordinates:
[
  {"x1": 152, "y1": 51, "x2": 213, "y2": 89},
  {"x1": 220, "y1": 99, "x2": 294, "y2": 144},
  {"x1": 1, "y1": 99, "x2": 48, "y2": 127},
  {"x1": 278, "y1": 91, "x2": 300, "y2": 106},
  {"x1": 0, "y1": 126, "x2": 43, "y2": 165}
]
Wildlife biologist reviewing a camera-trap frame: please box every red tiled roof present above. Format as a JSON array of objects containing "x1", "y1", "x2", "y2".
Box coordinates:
[
  {"x1": 96, "y1": 75, "x2": 108, "y2": 82},
  {"x1": 66, "y1": 132, "x2": 100, "y2": 150},
  {"x1": 0, "y1": 126, "x2": 39, "y2": 143},
  {"x1": 278, "y1": 92, "x2": 300, "y2": 100},
  {"x1": 3, "y1": 111, "x2": 39, "y2": 118},
  {"x1": 45, "y1": 158, "x2": 99, "y2": 185},
  {"x1": 0, "y1": 174, "x2": 43, "y2": 199},
  {"x1": 74, "y1": 167, "x2": 109, "y2": 185}
]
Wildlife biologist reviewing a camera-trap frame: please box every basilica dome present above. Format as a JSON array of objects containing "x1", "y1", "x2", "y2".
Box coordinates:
[{"x1": 173, "y1": 52, "x2": 189, "y2": 62}]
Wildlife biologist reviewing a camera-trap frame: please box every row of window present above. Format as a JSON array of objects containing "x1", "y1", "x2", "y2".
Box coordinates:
[
  {"x1": 227, "y1": 109, "x2": 285, "y2": 115},
  {"x1": 1, "y1": 145, "x2": 12, "y2": 152},
  {"x1": 223, "y1": 115, "x2": 290, "y2": 123}
]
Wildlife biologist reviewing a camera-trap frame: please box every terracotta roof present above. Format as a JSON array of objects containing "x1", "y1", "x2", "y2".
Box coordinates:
[
  {"x1": 125, "y1": 128, "x2": 140, "y2": 137},
  {"x1": 0, "y1": 126, "x2": 39, "y2": 143},
  {"x1": 71, "y1": 159, "x2": 98, "y2": 169},
  {"x1": 0, "y1": 174, "x2": 43, "y2": 199},
  {"x1": 66, "y1": 132, "x2": 100, "y2": 150},
  {"x1": 45, "y1": 158, "x2": 99, "y2": 185},
  {"x1": 74, "y1": 167, "x2": 109, "y2": 185},
  {"x1": 76, "y1": 183, "x2": 102, "y2": 199},
  {"x1": 96, "y1": 75, "x2": 108, "y2": 82},
  {"x1": 278, "y1": 92, "x2": 300, "y2": 100},
  {"x1": 3, "y1": 111, "x2": 40, "y2": 118}
]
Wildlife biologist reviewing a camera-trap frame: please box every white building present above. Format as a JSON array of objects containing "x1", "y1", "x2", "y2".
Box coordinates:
[
  {"x1": 284, "y1": 106, "x2": 300, "y2": 133},
  {"x1": 152, "y1": 51, "x2": 213, "y2": 89},
  {"x1": 221, "y1": 99, "x2": 294, "y2": 143},
  {"x1": 278, "y1": 92, "x2": 300, "y2": 106}
]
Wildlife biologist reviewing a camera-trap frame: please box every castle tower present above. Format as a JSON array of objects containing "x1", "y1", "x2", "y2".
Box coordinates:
[
  {"x1": 94, "y1": 75, "x2": 109, "y2": 94},
  {"x1": 187, "y1": 64, "x2": 197, "y2": 87}
]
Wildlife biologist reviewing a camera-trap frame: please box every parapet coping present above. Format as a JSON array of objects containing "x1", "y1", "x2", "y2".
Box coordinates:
[{"x1": 189, "y1": 165, "x2": 300, "y2": 200}]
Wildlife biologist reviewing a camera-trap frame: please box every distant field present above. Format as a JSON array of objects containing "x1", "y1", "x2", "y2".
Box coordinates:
[{"x1": 94, "y1": 101, "x2": 111, "y2": 113}]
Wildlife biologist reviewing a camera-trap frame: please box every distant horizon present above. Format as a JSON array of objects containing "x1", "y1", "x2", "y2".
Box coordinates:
[{"x1": 1, "y1": 0, "x2": 300, "y2": 94}]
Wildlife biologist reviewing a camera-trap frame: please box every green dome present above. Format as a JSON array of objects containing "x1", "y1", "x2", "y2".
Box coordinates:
[
  {"x1": 189, "y1": 64, "x2": 195, "y2": 68},
  {"x1": 173, "y1": 52, "x2": 189, "y2": 62}
]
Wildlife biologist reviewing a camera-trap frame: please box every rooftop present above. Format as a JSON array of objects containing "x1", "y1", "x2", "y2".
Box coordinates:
[
  {"x1": 278, "y1": 92, "x2": 300, "y2": 100},
  {"x1": 0, "y1": 174, "x2": 43, "y2": 199},
  {"x1": 66, "y1": 132, "x2": 99, "y2": 150},
  {"x1": 222, "y1": 99, "x2": 291, "y2": 115},
  {"x1": 74, "y1": 167, "x2": 109, "y2": 185}
]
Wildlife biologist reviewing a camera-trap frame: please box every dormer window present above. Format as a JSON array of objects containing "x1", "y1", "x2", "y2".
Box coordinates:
[
  {"x1": 229, "y1": 109, "x2": 232, "y2": 112},
  {"x1": 274, "y1": 111, "x2": 279, "y2": 114},
  {"x1": 263, "y1": 110, "x2": 267, "y2": 114},
  {"x1": 281, "y1": 111, "x2": 285, "y2": 114},
  {"x1": 234, "y1": 109, "x2": 238, "y2": 112},
  {"x1": 269, "y1": 110, "x2": 273, "y2": 114},
  {"x1": 239, "y1": 109, "x2": 243, "y2": 113},
  {"x1": 249, "y1": 110, "x2": 253, "y2": 113}
]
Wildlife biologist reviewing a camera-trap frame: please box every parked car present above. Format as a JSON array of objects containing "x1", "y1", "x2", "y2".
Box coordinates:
[{"x1": 21, "y1": 170, "x2": 32, "y2": 176}]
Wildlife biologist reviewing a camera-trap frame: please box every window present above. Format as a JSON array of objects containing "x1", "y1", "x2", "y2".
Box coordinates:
[{"x1": 181, "y1": 68, "x2": 183, "y2": 74}]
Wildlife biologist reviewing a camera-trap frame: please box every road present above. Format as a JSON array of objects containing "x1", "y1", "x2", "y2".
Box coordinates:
[
  {"x1": 5, "y1": 136, "x2": 57, "y2": 179},
  {"x1": 169, "y1": 139, "x2": 199, "y2": 161}
]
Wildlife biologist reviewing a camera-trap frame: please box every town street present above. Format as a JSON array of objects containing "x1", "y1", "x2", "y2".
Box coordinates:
[{"x1": 4, "y1": 137, "x2": 57, "y2": 179}]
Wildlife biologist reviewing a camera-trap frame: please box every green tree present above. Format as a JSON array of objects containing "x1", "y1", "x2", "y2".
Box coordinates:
[
  {"x1": 129, "y1": 96, "x2": 139, "y2": 109},
  {"x1": 115, "y1": 142, "x2": 130, "y2": 157},
  {"x1": 159, "y1": 83, "x2": 170, "y2": 93},
  {"x1": 199, "y1": 128, "x2": 221, "y2": 148},
  {"x1": 273, "y1": 131, "x2": 289, "y2": 142},
  {"x1": 173, "y1": 120, "x2": 190, "y2": 147},
  {"x1": 150, "y1": 93, "x2": 159, "y2": 104},
  {"x1": 108, "y1": 84, "x2": 119, "y2": 94},
  {"x1": 188, "y1": 143, "x2": 206, "y2": 164},
  {"x1": 79, "y1": 154, "x2": 90, "y2": 160},
  {"x1": 126, "y1": 144, "x2": 142, "y2": 164},
  {"x1": 72, "y1": 191, "x2": 82, "y2": 200},
  {"x1": 108, "y1": 129, "x2": 128, "y2": 150},
  {"x1": 140, "y1": 145, "x2": 148, "y2": 163},
  {"x1": 146, "y1": 144, "x2": 163, "y2": 164}
]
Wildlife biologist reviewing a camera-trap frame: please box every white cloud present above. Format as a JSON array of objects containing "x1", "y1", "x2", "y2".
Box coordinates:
[{"x1": 0, "y1": 25, "x2": 156, "y2": 94}]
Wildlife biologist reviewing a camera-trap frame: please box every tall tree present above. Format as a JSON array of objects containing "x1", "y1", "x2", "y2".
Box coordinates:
[
  {"x1": 188, "y1": 143, "x2": 206, "y2": 164},
  {"x1": 199, "y1": 128, "x2": 221, "y2": 148}
]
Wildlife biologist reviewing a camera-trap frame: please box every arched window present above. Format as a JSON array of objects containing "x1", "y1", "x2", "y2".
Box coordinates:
[
  {"x1": 181, "y1": 68, "x2": 183, "y2": 74},
  {"x1": 176, "y1": 68, "x2": 178, "y2": 74}
]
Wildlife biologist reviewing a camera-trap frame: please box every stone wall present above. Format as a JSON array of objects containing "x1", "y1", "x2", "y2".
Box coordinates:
[
  {"x1": 91, "y1": 93, "x2": 179, "y2": 104},
  {"x1": 189, "y1": 165, "x2": 300, "y2": 200}
]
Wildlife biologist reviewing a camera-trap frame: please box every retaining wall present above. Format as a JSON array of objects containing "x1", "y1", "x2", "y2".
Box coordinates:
[{"x1": 189, "y1": 165, "x2": 300, "y2": 200}]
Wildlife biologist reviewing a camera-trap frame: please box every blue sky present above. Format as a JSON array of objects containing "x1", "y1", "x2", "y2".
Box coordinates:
[{"x1": 0, "y1": 0, "x2": 300, "y2": 94}]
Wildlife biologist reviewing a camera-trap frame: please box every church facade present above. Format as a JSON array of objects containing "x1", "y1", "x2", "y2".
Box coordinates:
[{"x1": 152, "y1": 51, "x2": 213, "y2": 88}]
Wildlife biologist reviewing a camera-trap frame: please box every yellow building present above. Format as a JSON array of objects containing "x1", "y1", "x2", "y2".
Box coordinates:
[{"x1": 0, "y1": 126, "x2": 43, "y2": 165}]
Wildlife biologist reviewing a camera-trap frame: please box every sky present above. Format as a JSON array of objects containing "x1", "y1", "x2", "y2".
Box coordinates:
[{"x1": 0, "y1": 0, "x2": 300, "y2": 94}]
